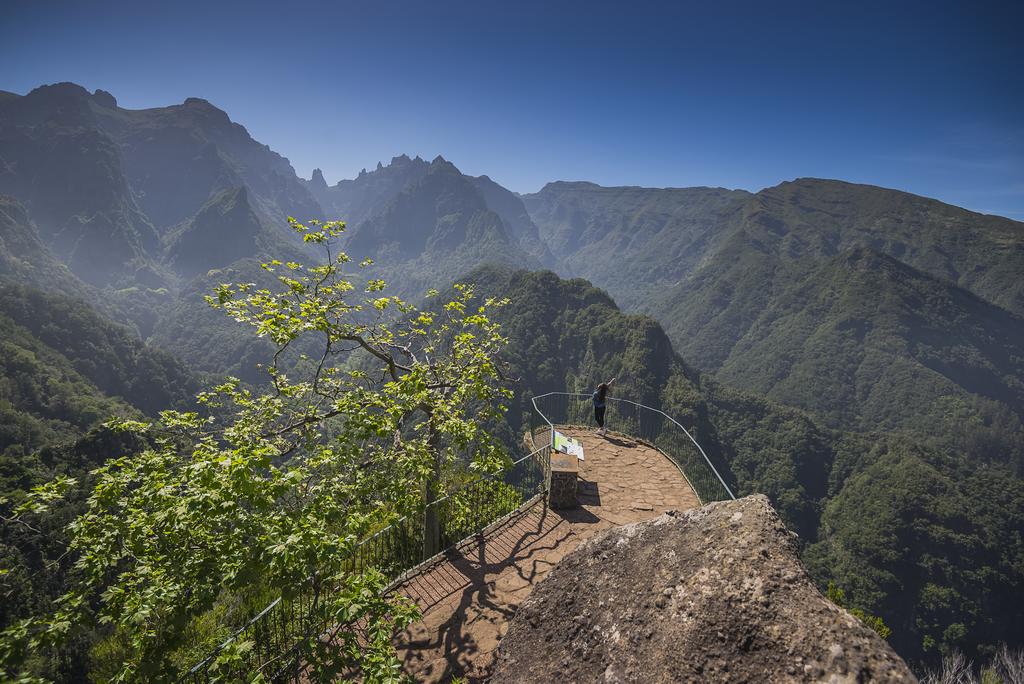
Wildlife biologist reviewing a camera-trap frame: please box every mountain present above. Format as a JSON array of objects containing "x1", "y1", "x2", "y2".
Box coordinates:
[
  {"x1": 524, "y1": 178, "x2": 1024, "y2": 450},
  {"x1": 466, "y1": 266, "x2": 692, "y2": 404},
  {"x1": 526, "y1": 178, "x2": 1024, "y2": 320},
  {"x1": 711, "y1": 246, "x2": 1024, "y2": 437},
  {"x1": 164, "y1": 186, "x2": 266, "y2": 277},
  {"x1": 0, "y1": 84, "x2": 162, "y2": 287},
  {"x1": 309, "y1": 156, "x2": 554, "y2": 295},
  {"x1": 0, "y1": 196, "x2": 83, "y2": 296},
  {"x1": 0, "y1": 284, "x2": 199, "y2": 457},
  {"x1": 0, "y1": 83, "x2": 337, "y2": 364},
  {"x1": 90, "y1": 93, "x2": 322, "y2": 233},
  {"x1": 338, "y1": 156, "x2": 542, "y2": 298},
  {"x1": 522, "y1": 181, "x2": 751, "y2": 309},
  {"x1": 741, "y1": 179, "x2": 1024, "y2": 316},
  {"x1": 452, "y1": 266, "x2": 1024, "y2": 661},
  {"x1": 466, "y1": 174, "x2": 555, "y2": 266},
  {"x1": 0, "y1": 83, "x2": 322, "y2": 292},
  {"x1": 308, "y1": 154, "x2": 430, "y2": 225},
  {"x1": 643, "y1": 179, "x2": 1024, "y2": 364}
]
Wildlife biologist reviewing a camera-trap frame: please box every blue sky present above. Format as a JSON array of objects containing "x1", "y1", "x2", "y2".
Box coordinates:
[{"x1": 3, "y1": 0, "x2": 1022, "y2": 218}]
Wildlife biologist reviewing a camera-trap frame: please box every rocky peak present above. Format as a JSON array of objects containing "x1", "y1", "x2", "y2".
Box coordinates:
[
  {"x1": 310, "y1": 168, "x2": 328, "y2": 189},
  {"x1": 491, "y1": 495, "x2": 915, "y2": 683},
  {"x1": 427, "y1": 155, "x2": 459, "y2": 176},
  {"x1": 27, "y1": 82, "x2": 90, "y2": 100},
  {"x1": 180, "y1": 97, "x2": 231, "y2": 125},
  {"x1": 92, "y1": 89, "x2": 117, "y2": 109},
  {"x1": 14, "y1": 82, "x2": 96, "y2": 125}
]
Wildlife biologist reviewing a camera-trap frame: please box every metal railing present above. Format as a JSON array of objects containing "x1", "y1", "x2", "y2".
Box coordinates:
[
  {"x1": 529, "y1": 392, "x2": 734, "y2": 504},
  {"x1": 183, "y1": 444, "x2": 551, "y2": 682},
  {"x1": 185, "y1": 391, "x2": 727, "y2": 680}
]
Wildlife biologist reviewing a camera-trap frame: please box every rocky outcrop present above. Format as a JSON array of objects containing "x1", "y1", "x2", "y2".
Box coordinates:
[{"x1": 490, "y1": 495, "x2": 915, "y2": 683}]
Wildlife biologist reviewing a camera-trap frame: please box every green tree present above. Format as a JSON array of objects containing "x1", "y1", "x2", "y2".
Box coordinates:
[
  {"x1": 826, "y1": 581, "x2": 892, "y2": 640},
  {"x1": 0, "y1": 219, "x2": 512, "y2": 682}
]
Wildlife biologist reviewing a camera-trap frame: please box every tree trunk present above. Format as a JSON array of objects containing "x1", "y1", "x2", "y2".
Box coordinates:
[{"x1": 422, "y1": 416, "x2": 442, "y2": 558}]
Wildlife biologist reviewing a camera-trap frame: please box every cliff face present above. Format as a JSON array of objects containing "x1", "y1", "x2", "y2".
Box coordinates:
[{"x1": 490, "y1": 495, "x2": 916, "y2": 683}]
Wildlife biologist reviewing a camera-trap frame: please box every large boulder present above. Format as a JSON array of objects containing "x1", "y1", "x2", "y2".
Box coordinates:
[{"x1": 490, "y1": 495, "x2": 916, "y2": 683}]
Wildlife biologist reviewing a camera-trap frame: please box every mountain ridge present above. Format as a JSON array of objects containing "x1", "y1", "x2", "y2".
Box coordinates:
[{"x1": 2, "y1": 78, "x2": 1023, "y2": 670}]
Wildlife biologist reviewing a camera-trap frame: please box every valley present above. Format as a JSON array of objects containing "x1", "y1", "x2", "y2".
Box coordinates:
[{"x1": 0, "y1": 82, "x2": 1022, "y2": 678}]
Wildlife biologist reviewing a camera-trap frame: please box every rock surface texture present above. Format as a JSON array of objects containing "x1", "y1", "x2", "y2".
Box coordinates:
[{"x1": 490, "y1": 494, "x2": 916, "y2": 683}]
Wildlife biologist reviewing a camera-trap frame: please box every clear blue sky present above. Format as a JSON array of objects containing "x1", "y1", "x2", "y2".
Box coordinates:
[{"x1": 3, "y1": 0, "x2": 1022, "y2": 218}]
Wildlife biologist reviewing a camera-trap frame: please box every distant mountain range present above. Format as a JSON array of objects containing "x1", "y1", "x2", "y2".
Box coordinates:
[
  {"x1": 0, "y1": 83, "x2": 320, "y2": 289},
  {"x1": 1, "y1": 81, "x2": 1022, "y2": 450},
  {"x1": 1, "y1": 82, "x2": 1023, "y2": 668},
  {"x1": 524, "y1": 178, "x2": 1024, "y2": 436}
]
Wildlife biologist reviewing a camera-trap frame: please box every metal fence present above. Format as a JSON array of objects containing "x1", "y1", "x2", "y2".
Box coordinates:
[
  {"x1": 183, "y1": 444, "x2": 550, "y2": 683},
  {"x1": 529, "y1": 392, "x2": 734, "y2": 504},
  {"x1": 184, "y1": 392, "x2": 727, "y2": 681}
]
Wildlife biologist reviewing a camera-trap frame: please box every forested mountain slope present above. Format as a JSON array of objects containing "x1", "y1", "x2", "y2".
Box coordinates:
[
  {"x1": 711, "y1": 247, "x2": 1024, "y2": 439},
  {"x1": 454, "y1": 266, "x2": 697, "y2": 435},
  {"x1": 742, "y1": 179, "x2": 1024, "y2": 317},
  {"x1": 0, "y1": 311, "x2": 132, "y2": 459},
  {"x1": 524, "y1": 177, "x2": 1024, "y2": 448},
  {"x1": 522, "y1": 181, "x2": 750, "y2": 309},
  {"x1": 649, "y1": 179, "x2": 1024, "y2": 364},
  {"x1": 0, "y1": 283, "x2": 199, "y2": 672},
  {"x1": 454, "y1": 266, "x2": 1024, "y2": 662},
  {"x1": 0, "y1": 284, "x2": 198, "y2": 457}
]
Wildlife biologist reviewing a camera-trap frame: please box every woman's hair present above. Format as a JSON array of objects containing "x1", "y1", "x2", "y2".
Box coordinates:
[{"x1": 597, "y1": 383, "x2": 608, "y2": 399}]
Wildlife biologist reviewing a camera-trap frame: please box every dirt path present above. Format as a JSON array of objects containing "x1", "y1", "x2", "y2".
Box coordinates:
[{"x1": 393, "y1": 428, "x2": 700, "y2": 682}]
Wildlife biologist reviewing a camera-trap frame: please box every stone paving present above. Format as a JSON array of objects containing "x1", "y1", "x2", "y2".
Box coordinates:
[{"x1": 393, "y1": 427, "x2": 700, "y2": 682}]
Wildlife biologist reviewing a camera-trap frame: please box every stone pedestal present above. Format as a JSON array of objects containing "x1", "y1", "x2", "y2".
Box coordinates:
[{"x1": 549, "y1": 452, "x2": 579, "y2": 509}]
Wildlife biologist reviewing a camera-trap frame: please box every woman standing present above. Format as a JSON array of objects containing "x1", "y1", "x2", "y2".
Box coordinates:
[{"x1": 592, "y1": 377, "x2": 615, "y2": 436}]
